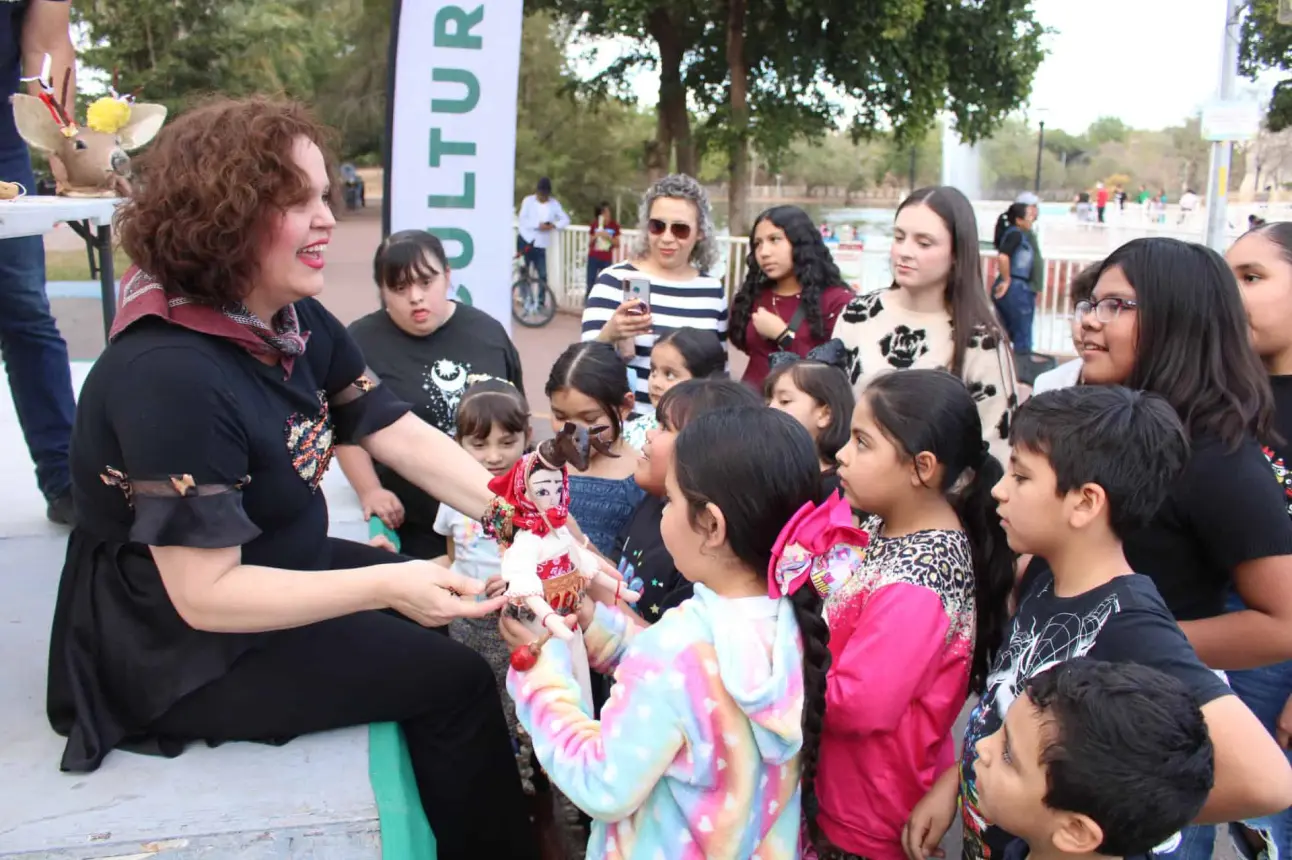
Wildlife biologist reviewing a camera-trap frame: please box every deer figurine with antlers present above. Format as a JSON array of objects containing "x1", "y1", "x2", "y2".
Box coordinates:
[{"x1": 11, "y1": 62, "x2": 166, "y2": 198}]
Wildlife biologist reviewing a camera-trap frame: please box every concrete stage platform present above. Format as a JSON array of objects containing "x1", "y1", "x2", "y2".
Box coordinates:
[{"x1": 0, "y1": 363, "x2": 393, "y2": 859}]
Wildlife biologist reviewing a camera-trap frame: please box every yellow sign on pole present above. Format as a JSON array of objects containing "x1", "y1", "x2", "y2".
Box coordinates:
[{"x1": 1281, "y1": 0, "x2": 1292, "y2": 26}]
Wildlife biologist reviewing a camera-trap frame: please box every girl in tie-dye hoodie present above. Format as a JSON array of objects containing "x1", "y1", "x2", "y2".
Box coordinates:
[{"x1": 504, "y1": 407, "x2": 832, "y2": 859}]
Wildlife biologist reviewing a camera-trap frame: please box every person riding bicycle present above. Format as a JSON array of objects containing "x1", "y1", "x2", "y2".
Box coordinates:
[{"x1": 516, "y1": 176, "x2": 569, "y2": 293}]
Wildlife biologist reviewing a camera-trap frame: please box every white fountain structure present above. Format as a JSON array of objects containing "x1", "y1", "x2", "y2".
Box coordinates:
[{"x1": 941, "y1": 121, "x2": 983, "y2": 200}]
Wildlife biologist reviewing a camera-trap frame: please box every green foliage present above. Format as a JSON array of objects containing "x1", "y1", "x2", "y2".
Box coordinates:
[
  {"x1": 72, "y1": 0, "x2": 348, "y2": 115},
  {"x1": 1042, "y1": 128, "x2": 1089, "y2": 163},
  {"x1": 1086, "y1": 116, "x2": 1131, "y2": 145},
  {"x1": 1241, "y1": 0, "x2": 1292, "y2": 131},
  {"x1": 513, "y1": 13, "x2": 655, "y2": 220},
  {"x1": 977, "y1": 114, "x2": 1215, "y2": 197}
]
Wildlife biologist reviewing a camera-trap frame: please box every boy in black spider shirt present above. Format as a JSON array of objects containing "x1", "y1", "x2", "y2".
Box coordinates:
[
  {"x1": 616, "y1": 378, "x2": 761, "y2": 623},
  {"x1": 902, "y1": 386, "x2": 1292, "y2": 860},
  {"x1": 972, "y1": 659, "x2": 1213, "y2": 860}
]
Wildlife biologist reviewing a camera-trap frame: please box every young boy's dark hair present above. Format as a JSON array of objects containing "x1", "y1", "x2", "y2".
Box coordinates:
[
  {"x1": 1010, "y1": 386, "x2": 1190, "y2": 540},
  {"x1": 1069, "y1": 260, "x2": 1101, "y2": 308},
  {"x1": 1024, "y1": 658, "x2": 1214, "y2": 857}
]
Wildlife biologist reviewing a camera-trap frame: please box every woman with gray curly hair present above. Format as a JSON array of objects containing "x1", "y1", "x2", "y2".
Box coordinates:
[{"x1": 580, "y1": 174, "x2": 729, "y2": 429}]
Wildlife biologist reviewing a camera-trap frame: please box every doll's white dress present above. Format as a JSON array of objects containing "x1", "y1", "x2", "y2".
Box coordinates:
[{"x1": 501, "y1": 527, "x2": 601, "y2": 711}]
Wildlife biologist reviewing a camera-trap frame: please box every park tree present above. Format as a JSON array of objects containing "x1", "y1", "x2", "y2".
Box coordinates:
[
  {"x1": 71, "y1": 0, "x2": 347, "y2": 115},
  {"x1": 513, "y1": 13, "x2": 655, "y2": 219},
  {"x1": 1086, "y1": 116, "x2": 1131, "y2": 146},
  {"x1": 536, "y1": 0, "x2": 1046, "y2": 233},
  {"x1": 1241, "y1": 0, "x2": 1292, "y2": 131},
  {"x1": 530, "y1": 0, "x2": 708, "y2": 178}
]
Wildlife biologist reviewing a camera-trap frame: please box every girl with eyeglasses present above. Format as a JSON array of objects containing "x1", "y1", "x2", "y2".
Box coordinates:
[
  {"x1": 1064, "y1": 238, "x2": 1292, "y2": 662},
  {"x1": 1027, "y1": 237, "x2": 1292, "y2": 657},
  {"x1": 580, "y1": 174, "x2": 729, "y2": 419},
  {"x1": 1037, "y1": 235, "x2": 1292, "y2": 860}
]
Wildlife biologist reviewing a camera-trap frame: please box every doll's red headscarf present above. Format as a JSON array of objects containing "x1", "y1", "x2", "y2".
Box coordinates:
[{"x1": 487, "y1": 451, "x2": 569, "y2": 537}]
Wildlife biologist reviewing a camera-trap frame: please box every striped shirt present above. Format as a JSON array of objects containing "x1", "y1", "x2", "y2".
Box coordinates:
[{"x1": 581, "y1": 262, "x2": 729, "y2": 417}]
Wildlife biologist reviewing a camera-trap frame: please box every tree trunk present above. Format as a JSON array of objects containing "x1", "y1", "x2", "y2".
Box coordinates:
[
  {"x1": 646, "y1": 109, "x2": 671, "y2": 183},
  {"x1": 664, "y1": 86, "x2": 696, "y2": 177},
  {"x1": 726, "y1": 0, "x2": 749, "y2": 236},
  {"x1": 648, "y1": 9, "x2": 693, "y2": 179}
]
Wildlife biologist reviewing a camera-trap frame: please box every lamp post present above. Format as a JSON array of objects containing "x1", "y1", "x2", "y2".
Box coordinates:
[{"x1": 1034, "y1": 119, "x2": 1046, "y2": 194}]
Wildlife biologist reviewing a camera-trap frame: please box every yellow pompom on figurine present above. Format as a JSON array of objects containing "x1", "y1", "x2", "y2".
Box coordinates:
[
  {"x1": 9, "y1": 58, "x2": 166, "y2": 197},
  {"x1": 86, "y1": 96, "x2": 131, "y2": 135}
]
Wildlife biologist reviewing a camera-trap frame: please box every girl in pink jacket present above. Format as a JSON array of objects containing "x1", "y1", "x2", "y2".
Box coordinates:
[{"x1": 810, "y1": 369, "x2": 1014, "y2": 860}]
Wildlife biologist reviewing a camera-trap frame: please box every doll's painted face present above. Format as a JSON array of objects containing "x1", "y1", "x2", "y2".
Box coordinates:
[{"x1": 529, "y1": 469, "x2": 564, "y2": 514}]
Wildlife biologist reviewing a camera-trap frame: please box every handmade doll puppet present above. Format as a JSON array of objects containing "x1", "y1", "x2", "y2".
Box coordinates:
[{"x1": 489, "y1": 422, "x2": 641, "y2": 641}]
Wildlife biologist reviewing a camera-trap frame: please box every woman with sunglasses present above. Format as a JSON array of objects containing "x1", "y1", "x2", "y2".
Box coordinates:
[
  {"x1": 580, "y1": 174, "x2": 728, "y2": 418},
  {"x1": 1021, "y1": 236, "x2": 1292, "y2": 860}
]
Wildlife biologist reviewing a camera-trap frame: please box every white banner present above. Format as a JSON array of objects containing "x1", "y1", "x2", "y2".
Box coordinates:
[{"x1": 384, "y1": 2, "x2": 523, "y2": 332}]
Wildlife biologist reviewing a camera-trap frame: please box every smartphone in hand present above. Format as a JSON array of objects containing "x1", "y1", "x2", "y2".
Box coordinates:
[{"x1": 623, "y1": 276, "x2": 651, "y2": 315}]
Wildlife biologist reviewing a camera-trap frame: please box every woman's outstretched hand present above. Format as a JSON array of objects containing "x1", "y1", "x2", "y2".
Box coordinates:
[{"x1": 387, "y1": 560, "x2": 506, "y2": 627}]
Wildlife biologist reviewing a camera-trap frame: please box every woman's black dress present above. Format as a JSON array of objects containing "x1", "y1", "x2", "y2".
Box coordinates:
[{"x1": 45, "y1": 298, "x2": 535, "y2": 859}]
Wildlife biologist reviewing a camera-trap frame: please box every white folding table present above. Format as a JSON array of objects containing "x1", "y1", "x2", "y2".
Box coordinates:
[{"x1": 0, "y1": 195, "x2": 120, "y2": 341}]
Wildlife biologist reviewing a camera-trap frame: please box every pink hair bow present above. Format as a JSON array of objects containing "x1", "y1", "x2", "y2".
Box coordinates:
[{"x1": 768, "y1": 491, "x2": 869, "y2": 599}]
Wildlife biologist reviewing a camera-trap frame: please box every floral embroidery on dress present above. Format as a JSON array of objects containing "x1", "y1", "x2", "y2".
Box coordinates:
[
  {"x1": 1265, "y1": 446, "x2": 1292, "y2": 518},
  {"x1": 284, "y1": 391, "x2": 335, "y2": 491}
]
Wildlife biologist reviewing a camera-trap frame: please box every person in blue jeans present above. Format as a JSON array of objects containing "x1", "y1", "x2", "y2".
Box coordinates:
[
  {"x1": 991, "y1": 202, "x2": 1037, "y2": 354},
  {"x1": 0, "y1": 0, "x2": 77, "y2": 525}
]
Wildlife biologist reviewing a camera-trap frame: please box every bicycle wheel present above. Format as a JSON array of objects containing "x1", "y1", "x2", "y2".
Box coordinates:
[{"x1": 511, "y1": 276, "x2": 557, "y2": 328}]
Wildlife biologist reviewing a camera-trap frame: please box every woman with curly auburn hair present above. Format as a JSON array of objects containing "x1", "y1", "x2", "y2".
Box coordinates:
[
  {"x1": 46, "y1": 97, "x2": 539, "y2": 859},
  {"x1": 729, "y1": 205, "x2": 854, "y2": 389}
]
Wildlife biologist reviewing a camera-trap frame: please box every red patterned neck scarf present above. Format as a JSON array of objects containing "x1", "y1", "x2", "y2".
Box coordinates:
[
  {"x1": 111, "y1": 266, "x2": 309, "y2": 378},
  {"x1": 487, "y1": 451, "x2": 570, "y2": 538}
]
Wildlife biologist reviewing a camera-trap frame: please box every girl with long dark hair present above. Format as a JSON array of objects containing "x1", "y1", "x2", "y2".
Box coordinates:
[
  {"x1": 1223, "y1": 222, "x2": 1292, "y2": 860},
  {"x1": 544, "y1": 342, "x2": 645, "y2": 557},
  {"x1": 500, "y1": 407, "x2": 830, "y2": 859},
  {"x1": 832, "y1": 187, "x2": 1018, "y2": 464},
  {"x1": 812, "y1": 369, "x2": 1013, "y2": 859},
  {"x1": 730, "y1": 205, "x2": 854, "y2": 389},
  {"x1": 1073, "y1": 237, "x2": 1292, "y2": 667}
]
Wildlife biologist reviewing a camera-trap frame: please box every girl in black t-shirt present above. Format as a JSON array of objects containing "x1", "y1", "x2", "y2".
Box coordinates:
[
  {"x1": 1071, "y1": 237, "x2": 1292, "y2": 674},
  {"x1": 616, "y1": 378, "x2": 761, "y2": 624},
  {"x1": 338, "y1": 230, "x2": 525, "y2": 560},
  {"x1": 1021, "y1": 246, "x2": 1290, "y2": 859},
  {"x1": 1225, "y1": 222, "x2": 1292, "y2": 860}
]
